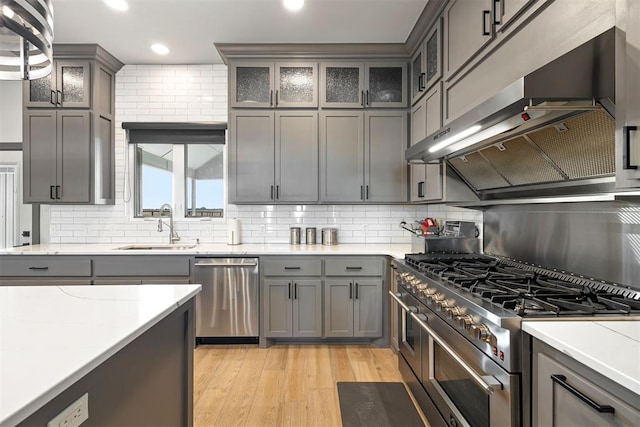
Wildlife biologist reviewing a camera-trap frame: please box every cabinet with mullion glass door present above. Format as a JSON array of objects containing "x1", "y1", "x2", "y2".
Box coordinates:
[
  {"x1": 24, "y1": 60, "x2": 91, "y2": 108},
  {"x1": 229, "y1": 61, "x2": 318, "y2": 108},
  {"x1": 320, "y1": 62, "x2": 407, "y2": 108},
  {"x1": 411, "y1": 18, "x2": 442, "y2": 105}
]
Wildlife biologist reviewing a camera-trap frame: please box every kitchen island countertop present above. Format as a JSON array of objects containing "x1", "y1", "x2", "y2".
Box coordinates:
[
  {"x1": 523, "y1": 320, "x2": 640, "y2": 396},
  {"x1": 1, "y1": 243, "x2": 412, "y2": 259},
  {"x1": 0, "y1": 284, "x2": 201, "y2": 427}
]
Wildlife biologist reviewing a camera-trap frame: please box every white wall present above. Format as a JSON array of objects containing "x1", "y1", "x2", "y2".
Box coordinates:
[
  {"x1": 0, "y1": 81, "x2": 23, "y2": 143},
  {"x1": 46, "y1": 64, "x2": 481, "y2": 245}
]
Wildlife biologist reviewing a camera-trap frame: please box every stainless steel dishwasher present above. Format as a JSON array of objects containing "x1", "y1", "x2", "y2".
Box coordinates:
[{"x1": 194, "y1": 258, "x2": 259, "y2": 344}]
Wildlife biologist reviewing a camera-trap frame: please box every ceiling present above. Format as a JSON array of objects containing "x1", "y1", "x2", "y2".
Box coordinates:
[{"x1": 51, "y1": 0, "x2": 428, "y2": 65}]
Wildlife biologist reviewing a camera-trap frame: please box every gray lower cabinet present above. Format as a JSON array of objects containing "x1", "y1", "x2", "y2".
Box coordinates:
[
  {"x1": 23, "y1": 110, "x2": 92, "y2": 203},
  {"x1": 324, "y1": 278, "x2": 382, "y2": 338},
  {"x1": 532, "y1": 338, "x2": 640, "y2": 426},
  {"x1": 320, "y1": 110, "x2": 407, "y2": 203},
  {"x1": 229, "y1": 110, "x2": 318, "y2": 203},
  {"x1": 263, "y1": 278, "x2": 322, "y2": 338}
]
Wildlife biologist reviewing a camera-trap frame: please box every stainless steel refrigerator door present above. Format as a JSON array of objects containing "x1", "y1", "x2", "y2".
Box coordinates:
[{"x1": 195, "y1": 258, "x2": 259, "y2": 337}]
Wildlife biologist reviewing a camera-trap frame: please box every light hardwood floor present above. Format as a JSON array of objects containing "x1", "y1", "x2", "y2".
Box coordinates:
[{"x1": 193, "y1": 344, "x2": 427, "y2": 427}]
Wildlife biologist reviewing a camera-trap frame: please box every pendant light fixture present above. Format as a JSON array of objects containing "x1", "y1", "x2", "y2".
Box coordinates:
[{"x1": 0, "y1": 0, "x2": 54, "y2": 80}]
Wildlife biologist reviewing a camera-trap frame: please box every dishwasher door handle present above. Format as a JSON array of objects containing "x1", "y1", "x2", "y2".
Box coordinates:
[{"x1": 194, "y1": 262, "x2": 258, "y2": 267}]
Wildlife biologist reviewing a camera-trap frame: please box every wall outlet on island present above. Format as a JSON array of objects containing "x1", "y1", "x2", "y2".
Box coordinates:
[{"x1": 47, "y1": 393, "x2": 89, "y2": 427}]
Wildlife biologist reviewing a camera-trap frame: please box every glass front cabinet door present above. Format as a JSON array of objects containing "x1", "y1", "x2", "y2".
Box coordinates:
[
  {"x1": 231, "y1": 62, "x2": 318, "y2": 108},
  {"x1": 411, "y1": 18, "x2": 442, "y2": 105},
  {"x1": 365, "y1": 62, "x2": 408, "y2": 108},
  {"x1": 320, "y1": 62, "x2": 365, "y2": 108},
  {"x1": 25, "y1": 61, "x2": 91, "y2": 108}
]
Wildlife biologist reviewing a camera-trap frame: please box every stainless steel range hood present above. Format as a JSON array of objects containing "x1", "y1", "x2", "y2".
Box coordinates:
[{"x1": 406, "y1": 29, "x2": 618, "y2": 202}]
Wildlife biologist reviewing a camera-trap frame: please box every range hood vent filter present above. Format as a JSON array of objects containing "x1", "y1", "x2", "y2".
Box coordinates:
[
  {"x1": 527, "y1": 109, "x2": 615, "y2": 179},
  {"x1": 480, "y1": 136, "x2": 564, "y2": 186},
  {"x1": 449, "y1": 152, "x2": 510, "y2": 190}
]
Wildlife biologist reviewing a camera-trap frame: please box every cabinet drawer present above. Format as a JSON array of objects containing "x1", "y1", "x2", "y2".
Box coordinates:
[
  {"x1": 93, "y1": 256, "x2": 190, "y2": 277},
  {"x1": 325, "y1": 257, "x2": 384, "y2": 276},
  {"x1": 0, "y1": 257, "x2": 92, "y2": 277},
  {"x1": 262, "y1": 258, "x2": 322, "y2": 276}
]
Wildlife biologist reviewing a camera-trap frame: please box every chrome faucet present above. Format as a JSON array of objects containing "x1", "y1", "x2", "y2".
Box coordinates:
[{"x1": 157, "y1": 203, "x2": 180, "y2": 244}]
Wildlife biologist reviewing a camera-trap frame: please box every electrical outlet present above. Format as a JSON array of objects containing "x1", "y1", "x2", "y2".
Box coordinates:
[{"x1": 47, "y1": 393, "x2": 89, "y2": 427}]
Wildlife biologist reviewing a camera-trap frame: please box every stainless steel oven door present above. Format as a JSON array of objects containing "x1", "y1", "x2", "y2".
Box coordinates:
[
  {"x1": 413, "y1": 311, "x2": 520, "y2": 427},
  {"x1": 389, "y1": 290, "x2": 421, "y2": 378}
]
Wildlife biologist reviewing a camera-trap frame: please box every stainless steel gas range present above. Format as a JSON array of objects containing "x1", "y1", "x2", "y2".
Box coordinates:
[{"x1": 390, "y1": 253, "x2": 640, "y2": 427}]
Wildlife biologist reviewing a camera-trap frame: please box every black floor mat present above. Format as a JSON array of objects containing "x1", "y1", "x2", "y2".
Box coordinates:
[{"x1": 337, "y1": 382, "x2": 425, "y2": 427}]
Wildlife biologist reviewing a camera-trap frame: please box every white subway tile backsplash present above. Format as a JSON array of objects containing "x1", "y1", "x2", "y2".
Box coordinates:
[{"x1": 46, "y1": 64, "x2": 484, "y2": 245}]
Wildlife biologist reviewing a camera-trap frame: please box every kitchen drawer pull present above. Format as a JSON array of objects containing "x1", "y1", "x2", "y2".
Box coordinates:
[
  {"x1": 194, "y1": 262, "x2": 258, "y2": 267},
  {"x1": 550, "y1": 375, "x2": 615, "y2": 413},
  {"x1": 360, "y1": 185, "x2": 364, "y2": 200},
  {"x1": 411, "y1": 311, "x2": 502, "y2": 394},
  {"x1": 276, "y1": 185, "x2": 279, "y2": 199},
  {"x1": 50, "y1": 90, "x2": 56, "y2": 105},
  {"x1": 493, "y1": 0, "x2": 501, "y2": 24},
  {"x1": 294, "y1": 282, "x2": 297, "y2": 299},
  {"x1": 270, "y1": 185, "x2": 274, "y2": 200},
  {"x1": 345, "y1": 266, "x2": 362, "y2": 270},
  {"x1": 349, "y1": 282, "x2": 353, "y2": 299},
  {"x1": 366, "y1": 185, "x2": 369, "y2": 200},
  {"x1": 28, "y1": 266, "x2": 49, "y2": 270},
  {"x1": 50, "y1": 185, "x2": 55, "y2": 200},
  {"x1": 355, "y1": 282, "x2": 359, "y2": 299},
  {"x1": 623, "y1": 126, "x2": 638, "y2": 169},
  {"x1": 288, "y1": 282, "x2": 292, "y2": 299},
  {"x1": 55, "y1": 185, "x2": 61, "y2": 199},
  {"x1": 482, "y1": 10, "x2": 491, "y2": 36},
  {"x1": 284, "y1": 266, "x2": 301, "y2": 270},
  {"x1": 57, "y1": 90, "x2": 62, "y2": 106}
]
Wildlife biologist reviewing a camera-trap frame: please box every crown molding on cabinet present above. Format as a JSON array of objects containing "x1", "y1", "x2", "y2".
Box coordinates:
[
  {"x1": 215, "y1": 43, "x2": 410, "y2": 64},
  {"x1": 52, "y1": 44, "x2": 124, "y2": 72}
]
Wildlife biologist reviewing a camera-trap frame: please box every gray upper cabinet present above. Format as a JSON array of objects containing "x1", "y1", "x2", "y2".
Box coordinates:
[
  {"x1": 229, "y1": 110, "x2": 318, "y2": 203},
  {"x1": 230, "y1": 61, "x2": 318, "y2": 108},
  {"x1": 320, "y1": 62, "x2": 407, "y2": 108},
  {"x1": 320, "y1": 110, "x2": 407, "y2": 203},
  {"x1": 24, "y1": 61, "x2": 91, "y2": 108},
  {"x1": 495, "y1": 0, "x2": 536, "y2": 32},
  {"x1": 411, "y1": 19, "x2": 442, "y2": 105},
  {"x1": 23, "y1": 110, "x2": 92, "y2": 203},
  {"x1": 22, "y1": 44, "x2": 122, "y2": 205},
  {"x1": 228, "y1": 111, "x2": 275, "y2": 203},
  {"x1": 443, "y1": 0, "x2": 495, "y2": 80}
]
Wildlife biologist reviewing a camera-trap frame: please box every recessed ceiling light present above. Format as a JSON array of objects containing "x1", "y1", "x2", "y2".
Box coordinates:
[
  {"x1": 151, "y1": 44, "x2": 170, "y2": 55},
  {"x1": 104, "y1": 0, "x2": 129, "y2": 11},
  {"x1": 283, "y1": 0, "x2": 304, "y2": 12}
]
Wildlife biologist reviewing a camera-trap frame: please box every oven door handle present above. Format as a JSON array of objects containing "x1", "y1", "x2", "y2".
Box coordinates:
[
  {"x1": 389, "y1": 291, "x2": 416, "y2": 313},
  {"x1": 411, "y1": 312, "x2": 503, "y2": 395}
]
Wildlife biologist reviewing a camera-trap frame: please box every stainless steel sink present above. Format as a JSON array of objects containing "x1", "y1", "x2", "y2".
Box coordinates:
[{"x1": 115, "y1": 244, "x2": 197, "y2": 250}]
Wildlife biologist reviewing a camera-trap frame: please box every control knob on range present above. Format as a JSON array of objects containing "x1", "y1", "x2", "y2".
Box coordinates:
[
  {"x1": 471, "y1": 323, "x2": 492, "y2": 342},
  {"x1": 456, "y1": 314, "x2": 474, "y2": 330},
  {"x1": 431, "y1": 292, "x2": 446, "y2": 302},
  {"x1": 435, "y1": 298, "x2": 455, "y2": 312},
  {"x1": 445, "y1": 306, "x2": 466, "y2": 320}
]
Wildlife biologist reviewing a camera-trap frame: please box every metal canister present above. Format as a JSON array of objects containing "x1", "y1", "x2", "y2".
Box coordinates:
[
  {"x1": 305, "y1": 227, "x2": 317, "y2": 245},
  {"x1": 289, "y1": 227, "x2": 301, "y2": 245},
  {"x1": 321, "y1": 228, "x2": 338, "y2": 245}
]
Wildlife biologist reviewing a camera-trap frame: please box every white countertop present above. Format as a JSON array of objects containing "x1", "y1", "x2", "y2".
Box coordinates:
[
  {"x1": 523, "y1": 320, "x2": 640, "y2": 396},
  {"x1": 1, "y1": 243, "x2": 411, "y2": 259},
  {"x1": 0, "y1": 284, "x2": 202, "y2": 427}
]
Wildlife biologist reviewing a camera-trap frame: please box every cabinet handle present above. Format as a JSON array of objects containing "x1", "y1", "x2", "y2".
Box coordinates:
[
  {"x1": 482, "y1": 10, "x2": 491, "y2": 36},
  {"x1": 55, "y1": 185, "x2": 61, "y2": 199},
  {"x1": 294, "y1": 282, "x2": 297, "y2": 299},
  {"x1": 270, "y1": 90, "x2": 273, "y2": 106},
  {"x1": 355, "y1": 282, "x2": 359, "y2": 299},
  {"x1": 270, "y1": 185, "x2": 274, "y2": 200},
  {"x1": 493, "y1": 0, "x2": 501, "y2": 24},
  {"x1": 284, "y1": 266, "x2": 301, "y2": 270},
  {"x1": 349, "y1": 282, "x2": 353, "y2": 299},
  {"x1": 276, "y1": 185, "x2": 279, "y2": 199},
  {"x1": 28, "y1": 266, "x2": 49, "y2": 270},
  {"x1": 418, "y1": 181, "x2": 425, "y2": 198},
  {"x1": 624, "y1": 126, "x2": 638, "y2": 169},
  {"x1": 50, "y1": 90, "x2": 56, "y2": 105},
  {"x1": 366, "y1": 90, "x2": 369, "y2": 106},
  {"x1": 57, "y1": 90, "x2": 62, "y2": 106},
  {"x1": 288, "y1": 282, "x2": 292, "y2": 299},
  {"x1": 360, "y1": 185, "x2": 364, "y2": 200},
  {"x1": 361, "y1": 90, "x2": 365, "y2": 107},
  {"x1": 50, "y1": 185, "x2": 55, "y2": 200},
  {"x1": 346, "y1": 266, "x2": 362, "y2": 271},
  {"x1": 275, "y1": 89, "x2": 279, "y2": 106},
  {"x1": 550, "y1": 375, "x2": 615, "y2": 414},
  {"x1": 419, "y1": 73, "x2": 426, "y2": 91},
  {"x1": 366, "y1": 185, "x2": 369, "y2": 200}
]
